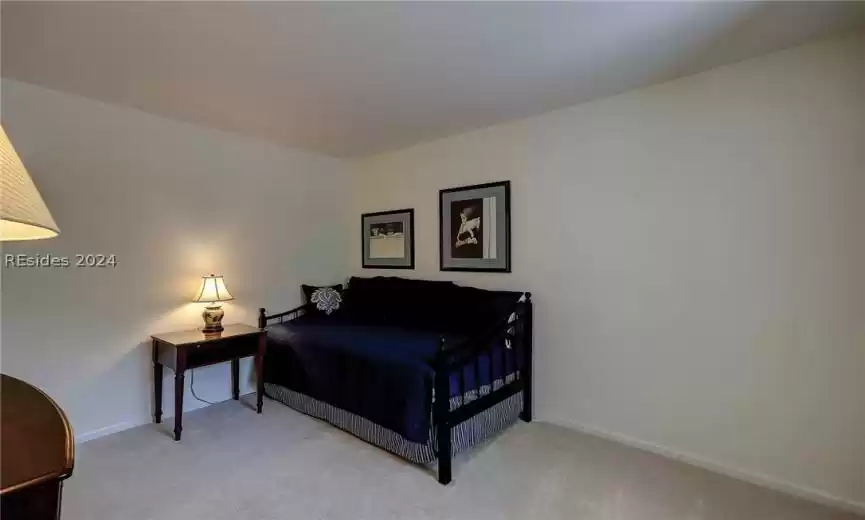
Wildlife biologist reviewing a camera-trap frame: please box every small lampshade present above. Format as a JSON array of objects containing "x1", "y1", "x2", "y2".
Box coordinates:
[
  {"x1": 0, "y1": 124, "x2": 60, "y2": 241},
  {"x1": 192, "y1": 274, "x2": 234, "y2": 303}
]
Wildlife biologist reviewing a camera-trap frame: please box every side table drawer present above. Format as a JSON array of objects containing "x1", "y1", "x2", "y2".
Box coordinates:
[{"x1": 186, "y1": 336, "x2": 259, "y2": 368}]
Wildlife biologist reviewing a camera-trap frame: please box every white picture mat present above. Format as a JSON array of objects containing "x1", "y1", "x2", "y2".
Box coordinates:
[
  {"x1": 369, "y1": 235, "x2": 406, "y2": 259},
  {"x1": 483, "y1": 196, "x2": 496, "y2": 259}
]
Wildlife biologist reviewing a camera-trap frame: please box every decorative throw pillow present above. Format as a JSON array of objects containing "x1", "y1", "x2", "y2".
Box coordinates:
[{"x1": 302, "y1": 284, "x2": 344, "y2": 316}]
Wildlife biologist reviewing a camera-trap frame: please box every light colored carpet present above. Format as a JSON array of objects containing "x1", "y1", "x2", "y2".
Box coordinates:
[{"x1": 65, "y1": 396, "x2": 860, "y2": 520}]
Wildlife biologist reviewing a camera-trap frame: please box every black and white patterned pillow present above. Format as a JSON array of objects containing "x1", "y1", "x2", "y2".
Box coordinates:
[{"x1": 302, "y1": 284, "x2": 344, "y2": 316}]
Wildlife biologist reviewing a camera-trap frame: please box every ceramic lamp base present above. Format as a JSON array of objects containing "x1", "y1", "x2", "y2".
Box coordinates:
[{"x1": 202, "y1": 304, "x2": 225, "y2": 332}]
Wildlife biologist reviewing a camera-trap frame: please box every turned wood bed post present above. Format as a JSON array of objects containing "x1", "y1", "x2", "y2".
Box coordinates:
[
  {"x1": 434, "y1": 336, "x2": 452, "y2": 485},
  {"x1": 521, "y1": 292, "x2": 533, "y2": 422},
  {"x1": 258, "y1": 308, "x2": 267, "y2": 329}
]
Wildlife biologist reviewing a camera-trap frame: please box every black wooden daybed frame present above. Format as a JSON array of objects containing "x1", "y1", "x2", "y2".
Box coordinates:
[{"x1": 258, "y1": 292, "x2": 533, "y2": 485}]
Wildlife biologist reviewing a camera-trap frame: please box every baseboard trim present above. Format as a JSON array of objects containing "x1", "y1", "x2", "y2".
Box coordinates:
[
  {"x1": 76, "y1": 421, "x2": 137, "y2": 443},
  {"x1": 74, "y1": 392, "x2": 258, "y2": 444},
  {"x1": 543, "y1": 416, "x2": 865, "y2": 516}
]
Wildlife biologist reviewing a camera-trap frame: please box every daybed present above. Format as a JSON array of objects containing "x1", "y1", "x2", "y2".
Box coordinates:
[{"x1": 258, "y1": 276, "x2": 533, "y2": 484}]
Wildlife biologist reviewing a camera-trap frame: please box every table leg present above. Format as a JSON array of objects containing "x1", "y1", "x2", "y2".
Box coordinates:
[
  {"x1": 152, "y1": 340, "x2": 163, "y2": 424},
  {"x1": 174, "y1": 369, "x2": 184, "y2": 441},
  {"x1": 255, "y1": 334, "x2": 266, "y2": 413},
  {"x1": 154, "y1": 363, "x2": 163, "y2": 423},
  {"x1": 231, "y1": 359, "x2": 240, "y2": 400}
]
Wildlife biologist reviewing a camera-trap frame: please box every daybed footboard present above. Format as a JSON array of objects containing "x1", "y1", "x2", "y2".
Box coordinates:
[
  {"x1": 433, "y1": 292, "x2": 533, "y2": 485},
  {"x1": 258, "y1": 303, "x2": 312, "y2": 329}
]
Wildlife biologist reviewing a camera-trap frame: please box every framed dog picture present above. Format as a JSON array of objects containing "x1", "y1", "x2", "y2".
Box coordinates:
[
  {"x1": 439, "y1": 181, "x2": 510, "y2": 272},
  {"x1": 362, "y1": 208, "x2": 415, "y2": 269}
]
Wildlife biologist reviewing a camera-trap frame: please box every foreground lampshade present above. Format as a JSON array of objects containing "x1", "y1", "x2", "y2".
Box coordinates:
[
  {"x1": 192, "y1": 274, "x2": 234, "y2": 333},
  {"x1": 0, "y1": 125, "x2": 60, "y2": 241}
]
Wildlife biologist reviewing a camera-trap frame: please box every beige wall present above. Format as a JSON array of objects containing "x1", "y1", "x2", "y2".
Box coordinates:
[
  {"x1": 352, "y1": 33, "x2": 865, "y2": 510},
  {"x1": 0, "y1": 79, "x2": 352, "y2": 440}
]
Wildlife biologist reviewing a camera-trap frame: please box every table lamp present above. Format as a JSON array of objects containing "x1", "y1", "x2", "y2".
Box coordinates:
[
  {"x1": 192, "y1": 274, "x2": 234, "y2": 332},
  {"x1": 0, "y1": 124, "x2": 60, "y2": 241}
]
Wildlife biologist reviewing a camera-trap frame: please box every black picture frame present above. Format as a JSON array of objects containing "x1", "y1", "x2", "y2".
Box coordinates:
[
  {"x1": 361, "y1": 208, "x2": 415, "y2": 269},
  {"x1": 439, "y1": 181, "x2": 511, "y2": 272}
]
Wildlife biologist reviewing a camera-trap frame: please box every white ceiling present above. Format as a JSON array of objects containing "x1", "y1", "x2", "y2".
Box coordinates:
[{"x1": 3, "y1": 2, "x2": 864, "y2": 158}]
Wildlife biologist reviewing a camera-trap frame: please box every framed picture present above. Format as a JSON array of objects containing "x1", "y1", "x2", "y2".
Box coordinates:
[
  {"x1": 440, "y1": 181, "x2": 510, "y2": 272},
  {"x1": 362, "y1": 208, "x2": 415, "y2": 269}
]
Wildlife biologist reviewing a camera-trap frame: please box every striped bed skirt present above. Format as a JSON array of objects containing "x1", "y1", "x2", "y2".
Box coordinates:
[{"x1": 264, "y1": 379, "x2": 523, "y2": 465}]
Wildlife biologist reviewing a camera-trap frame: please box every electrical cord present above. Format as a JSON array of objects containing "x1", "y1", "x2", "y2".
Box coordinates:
[{"x1": 189, "y1": 369, "x2": 218, "y2": 405}]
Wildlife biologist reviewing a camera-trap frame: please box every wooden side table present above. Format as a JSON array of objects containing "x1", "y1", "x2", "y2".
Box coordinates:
[{"x1": 151, "y1": 323, "x2": 266, "y2": 441}]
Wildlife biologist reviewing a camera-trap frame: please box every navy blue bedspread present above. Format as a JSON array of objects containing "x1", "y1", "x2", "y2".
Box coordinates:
[{"x1": 264, "y1": 313, "x2": 516, "y2": 443}]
